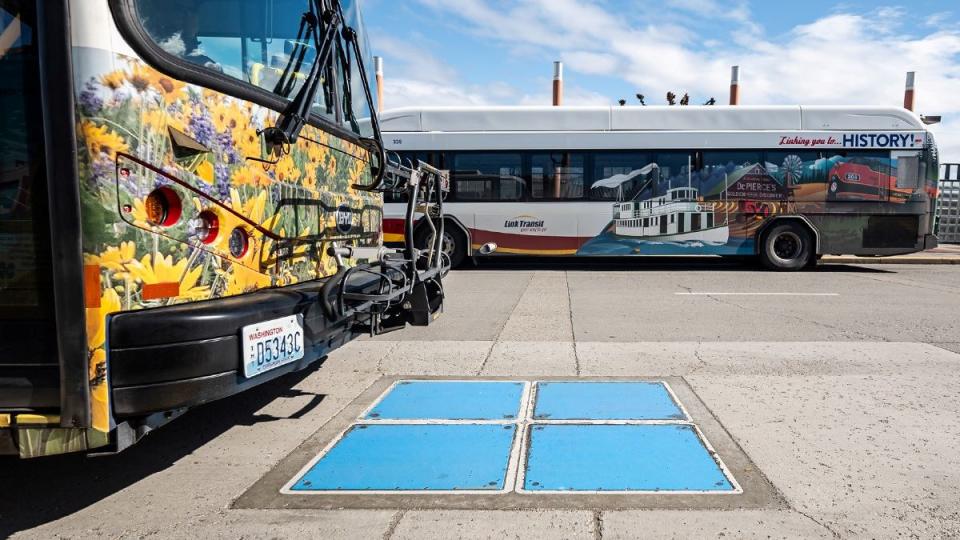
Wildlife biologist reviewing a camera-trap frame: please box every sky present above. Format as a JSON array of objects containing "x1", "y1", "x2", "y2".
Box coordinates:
[{"x1": 361, "y1": 0, "x2": 960, "y2": 164}]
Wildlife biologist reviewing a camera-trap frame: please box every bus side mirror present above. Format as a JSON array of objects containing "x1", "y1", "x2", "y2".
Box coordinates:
[{"x1": 478, "y1": 242, "x2": 497, "y2": 255}]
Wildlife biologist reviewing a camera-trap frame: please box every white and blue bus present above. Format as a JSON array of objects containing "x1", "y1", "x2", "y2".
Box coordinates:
[{"x1": 381, "y1": 105, "x2": 940, "y2": 271}]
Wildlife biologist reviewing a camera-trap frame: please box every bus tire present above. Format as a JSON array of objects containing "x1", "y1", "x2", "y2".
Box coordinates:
[
  {"x1": 415, "y1": 221, "x2": 467, "y2": 269},
  {"x1": 760, "y1": 222, "x2": 814, "y2": 271}
]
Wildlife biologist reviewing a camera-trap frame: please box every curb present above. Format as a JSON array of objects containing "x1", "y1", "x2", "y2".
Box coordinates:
[{"x1": 822, "y1": 257, "x2": 960, "y2": 265}]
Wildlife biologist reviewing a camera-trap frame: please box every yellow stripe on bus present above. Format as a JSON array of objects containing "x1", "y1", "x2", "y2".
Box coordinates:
[
  {"x1": 0, "y1": 414, "x2": 9, "y2": 428},
  {"x1": 15, "y1": 414, "x2": 61, "y2": 426},
  {"x1": 471, "y1": 244, "x2": 578, "y2": 255}
]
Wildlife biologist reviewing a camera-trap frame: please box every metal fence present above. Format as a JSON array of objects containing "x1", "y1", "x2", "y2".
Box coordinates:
[{"x1": 938, "y1": 163, "x2": 960, "y2": 243}]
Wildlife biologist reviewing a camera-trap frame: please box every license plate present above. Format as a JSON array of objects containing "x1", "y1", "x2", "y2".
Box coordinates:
[{"x1": 241, "y1": 315, "x2": 305, "y2": 378}]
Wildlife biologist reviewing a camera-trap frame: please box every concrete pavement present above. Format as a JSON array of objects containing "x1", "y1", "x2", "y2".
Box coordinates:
[
  {"x1": 823, "y1": 243, "x2": 960, "y2": 264},
  {"x1": 4, "y1": 261, "x2": 960, "y2": 539}
]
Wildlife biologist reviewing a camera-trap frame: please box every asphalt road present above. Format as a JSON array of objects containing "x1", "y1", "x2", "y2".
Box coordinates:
[
  {"x1": 3, "y1": 259, "x2": 960, "y2": 539},
  {"x1": 388, "y1": 259, "x2": 960, "y2": 347}
]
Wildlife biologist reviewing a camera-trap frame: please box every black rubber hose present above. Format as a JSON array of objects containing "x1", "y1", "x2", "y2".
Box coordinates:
[{"x1": 319, "y1": 266, "x2": 347, "y2": 320}]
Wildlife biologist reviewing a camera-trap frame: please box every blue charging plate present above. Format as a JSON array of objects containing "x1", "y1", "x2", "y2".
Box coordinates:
[
  {"x1": 365, "y1": 380, "x2": 525, "y2": 420},
  {"x1": 534, "y1": 381, "x2": 686, "y2": 420},
  {"x1": 524, "y1": 424, "x2": 734, "y2": 492},
  {"x1": 290, "y1": 424, "x2": 517, "y2": 491}
]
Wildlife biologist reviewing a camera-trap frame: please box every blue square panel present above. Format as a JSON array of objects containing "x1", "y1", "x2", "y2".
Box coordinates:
[
  {"x1": 365, "y1": 380, "x2": 524, "y2": 420},
  {"x1": 290, "y1": 424, "x2": 516, "y2": 491},
  {"x1": 524, "y1": 424, "x2": 734, "y2": 492},
  {"x1": 533, "y1": 381, "x2": 685, "y2": 420}
]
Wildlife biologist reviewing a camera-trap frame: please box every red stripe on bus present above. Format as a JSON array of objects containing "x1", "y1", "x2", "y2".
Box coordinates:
[
  {"x1": 470, "y1": 229, "x2": 583, "y2": 250},
  {"x1": 142, "y1": 282, "x2": 180, "y2": 300},
  {"x1": 383, "y1": 218, "x2": 405, "y2": 235},
  {"x1": 84, "y1": 265, "x2": 101, "y2": 308}
]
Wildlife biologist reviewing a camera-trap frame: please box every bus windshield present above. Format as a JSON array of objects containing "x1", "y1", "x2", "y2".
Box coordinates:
[
  {"x1": 339, "y1": 0, "x2": 374, "y2": 136},
  {"x1": 134, "y1": 0, "x2": 372, "y2": 135}
]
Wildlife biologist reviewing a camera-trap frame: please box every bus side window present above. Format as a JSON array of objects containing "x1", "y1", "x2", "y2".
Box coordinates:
[
  {"x1": 451, "y1": 152, "x2": 523, "y2": 202},
  {"x1": 591, "y1": 151, "x2": 649, "y2": 201},
  {"x1": 700, "y1": 151, "x2": 763, "y2": 200},
  {"x1": 654, "y1": 152, "x2": 698, "y2": 197},
  {"x1": 529, "y1": 152, "x2": 586, "y2": 200},
  {"x1": 896, "y1": 155, "x2": 920, "y2": 189}
]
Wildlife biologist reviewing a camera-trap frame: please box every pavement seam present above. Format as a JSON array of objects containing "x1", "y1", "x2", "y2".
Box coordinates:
[
  {"x1": 375, "y1": 341, "x2": 404, "y2": 375},
  {"x1": 382, "y1": 509, "x2": 405, "y2": 540},
  {"x1": 688, "y1": 341, "x2": 707, "y2": 376},
  {"x1": 566, "y1": 270, "x2": 581, "y2": 376},
  {"x1": 476, "y1": 272, "x2": 536, "y2": 375},
  {"x1": 679, "y1": 375, "x2": 791, "y2": 509},
  {"x1": 793, "y1": 507, "x2": 841, "y2": 538},
  {"x1": 592, "y1": 509, "x2": 604, "y2": 540},
  {"x1": 925, "y1": 342, "x2": 960, "y2": 357}
]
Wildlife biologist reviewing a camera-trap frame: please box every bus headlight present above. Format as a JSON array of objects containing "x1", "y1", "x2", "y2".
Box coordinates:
[
  {"x1": 194, "y1": 210, "x2": 219, "y2": 244},
  {"x1": 145, "y1": 187, "x2": 182, "y2": 227},
  {"x1": 229, "y1": 227, "x2": 249, "y2": 258}
]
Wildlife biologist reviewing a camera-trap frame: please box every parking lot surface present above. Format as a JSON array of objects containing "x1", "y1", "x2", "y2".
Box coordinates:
[{"x1": 3, "y1": 260, "x2": 960, "y2": 539}]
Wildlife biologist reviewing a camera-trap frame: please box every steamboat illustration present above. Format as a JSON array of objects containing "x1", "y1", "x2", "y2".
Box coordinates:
[
  {"x1": 612, "y1": 187, "x2": 729, "y2": 243},
  {"x1": 592, "y1": 163, "x2": 730, "y2": 244}
]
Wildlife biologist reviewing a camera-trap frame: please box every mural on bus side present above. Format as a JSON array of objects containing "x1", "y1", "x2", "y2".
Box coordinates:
[
  {"x1": 74, "y1": 51, "x2": 381, "y2": 433},
  {"x1": 577, "y1": 153, "x2": 909, "y2": 255}
]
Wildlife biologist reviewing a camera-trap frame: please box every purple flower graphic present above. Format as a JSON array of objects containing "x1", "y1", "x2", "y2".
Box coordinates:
[
  {"x1": 79, "y1": 83, "x2": 103, "y2": 115},
  {"x1": 188, "y1": 110, "x2": 215, "y2": 147}
]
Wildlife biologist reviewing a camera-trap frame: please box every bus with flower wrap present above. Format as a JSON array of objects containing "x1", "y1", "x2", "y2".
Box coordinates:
[{"x1": 1, "y1": 0, "x2": 449, "y2": 458}]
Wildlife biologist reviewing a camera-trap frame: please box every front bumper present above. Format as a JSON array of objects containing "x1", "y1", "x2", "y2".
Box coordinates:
[{"x1": 108, "y1": 276, "x2": 377, "y2": 417}]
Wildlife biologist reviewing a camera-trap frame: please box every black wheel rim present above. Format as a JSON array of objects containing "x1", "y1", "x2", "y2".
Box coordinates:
[
  {"x1": 772, "y1": 231, "x2": 802, "y2": 262},
  {"x1": 426, "y1": 231, "x2": 457, "y2": 259}
]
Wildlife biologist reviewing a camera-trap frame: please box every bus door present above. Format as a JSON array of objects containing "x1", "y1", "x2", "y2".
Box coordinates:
[{"x1": 0, "y1": 0, "x2": 60, "y2": 415}]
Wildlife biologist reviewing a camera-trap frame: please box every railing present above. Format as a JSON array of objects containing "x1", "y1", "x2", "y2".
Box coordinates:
[{"x1": 937, "y1": 164, "x2": 960, "y2": 243}]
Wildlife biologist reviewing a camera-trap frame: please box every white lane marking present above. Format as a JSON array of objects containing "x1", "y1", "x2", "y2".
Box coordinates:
[{"x1": 675, "y1": 292, "x2": 839, "y2": 296}]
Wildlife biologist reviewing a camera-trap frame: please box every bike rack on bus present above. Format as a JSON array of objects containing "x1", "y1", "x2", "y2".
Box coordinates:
[{"x1": 319, "y1": 155, "x2": 450, "y2": 335}]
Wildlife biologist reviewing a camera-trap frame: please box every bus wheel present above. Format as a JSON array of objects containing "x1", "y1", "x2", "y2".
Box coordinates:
[
  {"x1": 760, "y1": 222, "x2": 814, "y2": 271},
  {"x1": 415, "y1": 224, "x2": 467, "y2": 269}
]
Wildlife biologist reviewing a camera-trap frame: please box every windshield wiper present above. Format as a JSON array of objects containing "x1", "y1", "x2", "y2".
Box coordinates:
[
  {"x1": 335, "y1": 6, "x2": 386, "y2": 191},
  {"x1": 272, "y1": 12, "x2": 313, "y2": 99},
  {"x1": 263, "y1": 0, "x2": 339, "y2": 147}
]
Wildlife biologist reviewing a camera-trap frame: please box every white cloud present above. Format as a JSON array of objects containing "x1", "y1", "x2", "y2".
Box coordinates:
[
  {"x1": 371, "y1": 34, "x2": 458, "y2": 85},
  {"x1": 382, "y1": 76, "x2": 609, "y2": 109},
  {"x1": 517, "y1": 85, "x2": 611, "y2": 106},
  {"x1": 562, "y1": 51, "x2": 620, "y2": 75},
  {"x1": 371, "y1": 29, "x2": 609, "y2": 109},
  {"x1": 925, "y1": 11, "x2": 952, "y2": 28}
]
